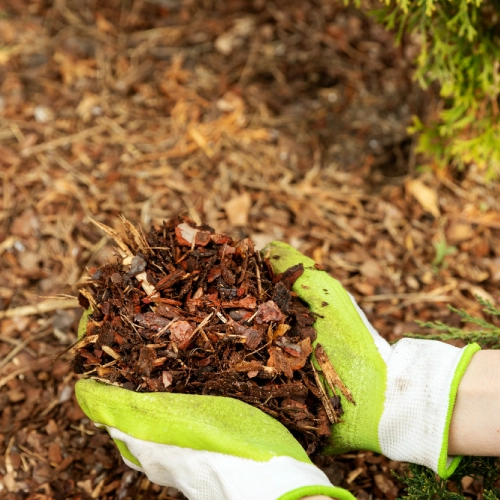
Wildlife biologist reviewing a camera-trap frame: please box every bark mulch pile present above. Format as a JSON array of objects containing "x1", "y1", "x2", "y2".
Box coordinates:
[
  {"x1": 2, "y1": 0, "x2": 500, "y2": 498},
  {"x1": 74, "y1": 216, "x2": 350, "y2": 456}
]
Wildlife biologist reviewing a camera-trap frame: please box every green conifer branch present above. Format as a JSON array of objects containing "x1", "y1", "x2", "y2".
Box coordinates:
[
  {"x1": 352, "y1": 0, "x2": 500, "y2": 175},
  {"x1": 407, "y1": 297, "x2": 500, "y2": 349},
  {"x1": 395, "y1": 458, "x2": 500, "y2": 499}
]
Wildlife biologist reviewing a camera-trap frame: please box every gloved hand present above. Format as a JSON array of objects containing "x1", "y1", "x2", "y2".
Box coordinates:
[
  {"x1": 75, "y1": 240, "x2": 480, "y2": 500},
  {"x1": 265, "y1": 241, "x2": 480, "y2": 479},
  {"x1": 76, "y1": 379, "x2": 349, "y2": 500},
  {"x1": 75, "y1": 303, "x2": 353, "y2": 500}
]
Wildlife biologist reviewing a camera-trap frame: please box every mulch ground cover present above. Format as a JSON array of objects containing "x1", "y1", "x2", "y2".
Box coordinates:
[{"x1": 1, "y1": 0, "x2": 500, "y2": 498}]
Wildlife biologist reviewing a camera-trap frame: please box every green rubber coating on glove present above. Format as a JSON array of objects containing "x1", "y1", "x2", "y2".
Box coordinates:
[
  {"x1": 278, "y1": 485, "x2": 356, "y2": 500},
  {"x1": 265, "y1": 241, "x2": 387, "y2": 454},
  {"x1": 77, "y1": 308, "x2": 90, "y2": 339},
  {"x1": 76, "y1": 379, "x2": 312, "y2": 464},
  {"x1": 112, "y1": 437, "x2": 141, "y2": 467}
]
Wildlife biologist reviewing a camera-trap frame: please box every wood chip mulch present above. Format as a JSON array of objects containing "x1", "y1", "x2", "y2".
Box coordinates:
[
  {"x1": 1, "y1": 0, "x2": 499, "y2": 498},
  {"x1": 74, "y1": 216, "x2": 343, "y2": 457}
]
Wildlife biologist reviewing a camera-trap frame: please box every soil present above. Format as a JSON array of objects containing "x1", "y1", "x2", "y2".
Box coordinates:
[{"x1": 1, "y1": 0, "x2": 500, "y2": 499}]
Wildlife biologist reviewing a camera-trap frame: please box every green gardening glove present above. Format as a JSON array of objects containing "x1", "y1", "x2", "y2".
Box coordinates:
[
  {"x1": 265, "y1": 242, "x2": 480, "y2": 479},
  {"x1": 75, "y1": 312, "x2": 353, "y2": 500}
]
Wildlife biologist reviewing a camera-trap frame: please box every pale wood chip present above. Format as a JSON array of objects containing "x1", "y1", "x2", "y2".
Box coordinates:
[
  {"x1": 135, "y1": 271, "x2": 158, "y2": 298},
  {"x1": 315, "y1": 344, "x2": 355, "y2": 404},
  {"x1": 101, "y1": 345, "x2": 121, "y2": 360},
  {"x1": 76, "y1": 334, "x2": 98, "y2": 349}
]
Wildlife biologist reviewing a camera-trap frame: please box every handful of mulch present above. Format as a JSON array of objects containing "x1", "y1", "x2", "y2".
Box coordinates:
[{"x1": 74, "y1": 216, "x2": 349, "y2": 456}]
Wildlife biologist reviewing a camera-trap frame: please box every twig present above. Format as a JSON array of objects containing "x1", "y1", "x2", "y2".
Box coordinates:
[
  {"x1": 0, "y1": 298, "x2": 80, "y2": 320},
  {"x1": 0, "y1": 357, "x2": 53, "y2": 389},
  {"x1": 0, "y1": 324, "x2": 54, "y2": 374},
  {"x1": 21, "y1": 124, "x2": 107, "y2": 157},
  {"x1": 87, "y1": 217, "x2": 132, "y2": 259},
  {"x1": 88, "y1": 217, "x2": 158, "y2": 298},
  {"x1": 254, "y1": 258, "x2": 262, "y2": 298},
  {"x1": 360, "y1": 292, "x2": 452, "y2": 302},
  {"x1": 311, "y1": 363, "x2": 338, "y2": 424},
  {"x1": 192, "y1": 312, "x2": 214, "y2": 336}
]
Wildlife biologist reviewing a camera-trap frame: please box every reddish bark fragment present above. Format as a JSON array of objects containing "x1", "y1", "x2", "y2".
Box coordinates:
[
  {"x1": 221, "y1": 296, "x2": 257, "y2": 309},
  {"x1": 232, "y1": 360, "x2": 263, "y2": 372},
  {"x1": 156, "y1": 297, "x2": 183, "y2": 306},
  {"x1": 267, "y1": 338, "x2": 311, "y2": 377},
  {"x1": 276, "y1": 263, "x2": 304, "y2": 287},
  {"x1": 288, "y1": 338, "x2": 312, "y2": 370},
  {"x1": 138, "y1": 347, "x2": 156, "y2": 377},
  {"x1": 211, "y1": 233, "x2": 233, "y2": 245},
  {"x1": 48, "y1": 442, "x2": 63, "y2": 465},
  {"x1": 267, "y1": 347, "x2": 293, "y2": 378},
  {"x1": 134, "y1": 312, "x2": 170, "y2": 332},
  {"x1": 170, "y1": 320, "x2": 195, "y2": 349},
  {"x1": 227, "y1": 308, "x2": 254, "y2": 322},
  {"x1": 207, "y1": 266, "x2": 222, "y2": 282},
  {"x1": 255, "y1": 300, "x2": 285, "y2": 324},
  {"x1": 195, "y1": 230, "x2": 211, "y2": 246},
  {"x1": 276, "y1": 337, "x2": 302, "y2": 357},
  {"x1": 79, "y1": 351, "x2": 101, "y2": 364},
  {"x1": 221, "y1": 266, "x2": 236, "y2": 285},
  {"x1": 241, "y1": 328, "x2": 261, "y2": 349},
  {"x1": 155, "y1": 269, "x2": 185, "y2": 290},
  {"x1": 175, "y1": 223, "x2": 197, "y2": 246},
  {"x1": 231, "y1": 321, "x2": 264, "y2": 349},
  {"x1": 235, "y1": 238, "x2": 254, "y2": 256},
  {"x1": 175, "y1": 223, "x2": 211, "y2": 247}
]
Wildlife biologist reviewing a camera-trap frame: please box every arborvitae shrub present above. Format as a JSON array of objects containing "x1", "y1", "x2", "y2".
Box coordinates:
[{"x1": 356, "y1": 0, "x2": 500, "y2": 177}]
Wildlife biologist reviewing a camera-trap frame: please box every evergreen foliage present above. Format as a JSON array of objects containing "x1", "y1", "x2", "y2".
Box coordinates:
[
  {"x1": 408, "y1": 295, "x2": 500, "y2": 349},
  {"x1": 400, "y1": 297, "x2": 500, "y2": 497},
  {"x1": 357, "y1": 0, "x2": 500, "y2": 176},
  {"x1": 396, "y1": 458, "x2": 500, "y2": 499}
]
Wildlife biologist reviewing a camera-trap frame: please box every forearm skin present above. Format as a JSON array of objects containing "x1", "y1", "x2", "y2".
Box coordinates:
[{"x1": 449, "y1": 350, "x2": 500, "y2": 456}]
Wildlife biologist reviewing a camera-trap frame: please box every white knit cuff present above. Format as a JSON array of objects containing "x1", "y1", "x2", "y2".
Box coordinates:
[{"x1": 379, "y1": 338, "x2": 471, "y2": 474}]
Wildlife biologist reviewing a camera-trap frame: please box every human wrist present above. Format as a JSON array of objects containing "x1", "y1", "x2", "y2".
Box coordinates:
[{"x1": 449, "y1": 350, "x2": 500, "y2": 456}]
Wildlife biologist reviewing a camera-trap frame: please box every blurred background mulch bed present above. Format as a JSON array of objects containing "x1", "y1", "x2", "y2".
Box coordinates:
[{"x1": 1, "y1": 0, "x2": 499, "y2": 498}]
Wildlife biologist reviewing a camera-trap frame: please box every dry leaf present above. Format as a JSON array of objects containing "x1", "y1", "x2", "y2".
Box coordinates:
[
  {"x1": 224, "y1": 192, "x2": 252, "y2": 226},
  {"x1": 406, "y1": 179, "x2": 440, "y2": 217}
]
